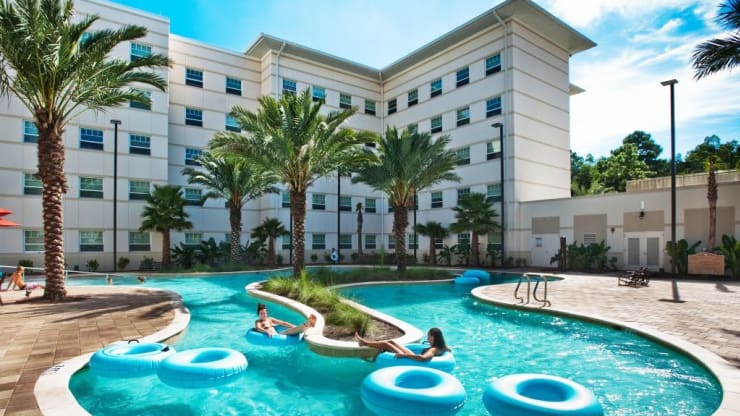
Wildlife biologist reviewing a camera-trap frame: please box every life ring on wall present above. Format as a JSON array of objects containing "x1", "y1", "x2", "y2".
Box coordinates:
[
  {"x1": 375, "y1": 344, "x2": 456, "y2": 373},
  {"x1": 482, "y1": 373, "x2": 604, "y2": 416},
  {"x1": 454, "y1": 275, "x2": 480, "y2": 285},
  {"x1": 89, "y1": 342, "x2": 175, "y2": 378},
  {"x1": 330, "y1": 252, "x2": 339, "y2": 262},
  {"x1": 361, "y1": 366, "x2": 466, "y2": 416},
  {"x1": 157, "y1": 347, "x2": 248, "y2": 389},
  {"x1": 463, "y1": 269, "x2": 491, "y2": 284},
  {"x1": 245, "y1": 326, "x2": 303, "y2": 346}
]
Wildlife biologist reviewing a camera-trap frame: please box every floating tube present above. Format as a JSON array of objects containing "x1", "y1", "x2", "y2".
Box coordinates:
[
  {"x1": 361, "y1": 366, "x2": 466, "y2": 416},
  {"x1": 482, "y1": 373, "x2": 604, "y2": 416},
  {"x1": 454, "y1": 275, "x2": 480, "y2": 285},
  {"x1": 375, "y1": 344, "x2": 456, "y2": 373},
  {"x1": 245, "y1": 325, "x2": 303, "y2": 347},
  {"x1": 89, "y1": 342, "x2": 175, "y2": 378},
  {"x1": 157, "y1": 347, "x2": 248, "y2": 389},
  {"x1": 463, "y1": 269, "x2": 491, "y2": 284}
]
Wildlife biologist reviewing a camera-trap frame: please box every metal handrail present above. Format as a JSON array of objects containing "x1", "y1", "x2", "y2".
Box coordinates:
[
  {"x1": 514, "y1": 272, "x2": 550, "y2": 307},
  {"x1": 532, "y1": 274, "x2": 551, "y2": 307},
  {"x1": 0, "y1": 264, "x2": 123, "y2": 283},
  {"x1": 514, "y1": 273, "x2": 532, "y2": 304}
]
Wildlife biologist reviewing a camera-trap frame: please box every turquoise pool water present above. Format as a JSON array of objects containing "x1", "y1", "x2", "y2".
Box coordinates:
[{"x1": 69, "y1": 274, "x2": 721, "y2": 415}]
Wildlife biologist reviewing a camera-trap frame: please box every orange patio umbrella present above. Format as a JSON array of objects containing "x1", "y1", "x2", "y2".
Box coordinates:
[{"x1": 0, "y1": 208, "x2": 19, "y2": 227}]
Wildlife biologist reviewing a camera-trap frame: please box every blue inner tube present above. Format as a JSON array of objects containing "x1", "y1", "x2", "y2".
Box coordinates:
[
  {"x1": 463, "y1": 269, "x2": 491, "y2": 283},
  {"x1": 454, "y1": 275, "x2": 480, "y2": 285},
  {"x1": 157, "y1": 347, "x2": 248, "y2": 389},
  {"x1": 89, "y1": 342, "x2": 175, "y2": 378},
  {"x1": 361, "y1": 366, "x2": 466, "y2": 416},
  {"x1": 245, "y1": 325, "x2": 303, "y2": 346},
  {"x1": 482, "y1": 373, "x2": 604, "y2": 416},
  {"x1": 375, "y1": 344, "x2": 456, "y2": 373}
]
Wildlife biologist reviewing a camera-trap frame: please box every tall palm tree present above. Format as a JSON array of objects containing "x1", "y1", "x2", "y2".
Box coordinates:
[
  {"x1": 182, "y1": 152, "x2": 279, "y2": 263},
  {"x1": 140, "y1": 185, "x2": 193, "y2": 266},
  {"x1": 251, "y1": 217, "x2": 288, "y2": 266},
  {"x1": 450, "y1": 193, "x2": 500, "y2": 266},
  {"x1": 353, "y1": 127, "x2": 459, "y2": 271},
  {"x1": 0, "y1": 0, "x2": 168, "y2": 300},
  {"x1": 414, "y1": 221, "x2": 449, "y2": 264},
  {"x1": 210, "y1": 89, "x2": 376, "y2": 276},
  {"x1": 356, "y1": 202, "x2": 364, "y2": 257},
  {"x1": 692, "y1": 0, "x2": 740, "y2": 79}
]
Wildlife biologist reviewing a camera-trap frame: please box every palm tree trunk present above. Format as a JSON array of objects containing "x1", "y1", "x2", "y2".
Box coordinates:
[
  {"x1": 37, "y1": 116, "x2": 68, "y2": 301},
  {"x1": 393, "y1": 205, "x2": 409, "y2": 271},
  {"x1": 708, "y1": 165, "x2": 718, "y2": 249},
  {"x1": 162, "y1": 229, "x2": 171, "y2": 265},
  {"x1": 472, "y1": 232, "x2": 480, "y2": 266},
  {"x1": 229, "y1": 203, "x2": 242, "y2": 263},
  {"x1": 291, "y1": 190, "x2": 307, "y2": 276},
  {"x1": 267, "y1": 236, "x2": 276, "y2": 266},
  {"x1": 429, "y1": 241, "x2": 437, "y2": 264}
]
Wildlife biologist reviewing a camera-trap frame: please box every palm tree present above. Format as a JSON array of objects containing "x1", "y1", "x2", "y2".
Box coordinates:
[
  {"x1": 251, "y1": 218, "x2": 288, "y2": 266},
  {"x1": 210, "y1": 89, "x2": 376, "y2": 276},
  {"x1": 356, "y1": 202, "x2": 364, "y2": 257},
  {"x1": 0, "y1": 0, "x2": 168, "y2": 300},
  {"x1": 450, "y1": 193, "x2": 500, "y2": 266},
  {"x1": 414, "y1": 221, "x2": 449, "y2": 264},
  {"x1": 182, "y1": 152, "x2": 279, "y2": 263},
  {"x1": 140, "y1": 185, "x2": 193, "y2": 266},
  {"x1": 353, "y1": 127, "x2": 459, "y2": 271},
  {"x1": 692, "y1": 0, "x2": 740, "y2": 79},
  {"x1": 707, "y1": 158, "x2": 718, "y2": 250}
]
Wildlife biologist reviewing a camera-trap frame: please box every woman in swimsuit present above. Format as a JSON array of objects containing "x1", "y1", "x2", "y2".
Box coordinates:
[
  {"x1": 354, "y1": 327, "x2": 450, "y2": 361},
  {"x1": 254, "y1": 303, "x2": 317, "y2": 337}
]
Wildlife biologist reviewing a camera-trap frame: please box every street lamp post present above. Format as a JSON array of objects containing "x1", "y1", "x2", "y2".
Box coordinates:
[
  {"x1": 110, "y1": 119, "x2": 122, "y2": 272},
  {"x1": 660, "y1": 79, "x2": 678, "y2": 275},
  {"x1": 492, "y1": 122, "x2": 505, "y2": 263},
  {"x1": 337, "y1": 168, "x2": 341, "y2": 263}
]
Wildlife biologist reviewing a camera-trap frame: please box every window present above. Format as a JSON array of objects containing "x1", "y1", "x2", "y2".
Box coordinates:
[
  {"x1": 486, "y1": 96, "x2": 502, "y2": 118},
  {"x1": 129, "y1": 181, "x2": 150, "y2": 200},
  {"x1": 405, "y1": 123, "x2": 418, "y2": 135},
  {"x1": 185, "y1": 232, "x2": 203, "y2": 246},
  {"x1": 365, "y1": 198, "x2": 376, "y2": 213},
  {"x1": 23, "y1": 120, "x2": 38, "y2": 143},
  {"x1": 340, "y1": 93, "x2": 352, "y2": 109},
  {"x1": 225, "y1": 114, "x2": 240, "y2": 132},
  {"x1": 431, "y1": 191, "x2": 443, "y2": 208},
  {"x1": 282, "y1": 191, "x2": 291, "y2": 208},
  {"x1": 434, "y1": 237, "x2": 444, "y2": 250},
  {"x1": 282, "y1": 233, "x2": 292, "y2": 250},
  {"x1": 185, "y1": 68, "x2": 203, "y2": 87},
  {"x1": 339, "y1": 234, "x2": 352, "y2": 250},
  {"x1": 430, "y1": 116, "x2": 442, "y2": 134},
  {"x1": 24, "y1": 230, "x2": 44, "y2": 252},
  {"x1": 80, "y1": 177, "x2": 103, "y2": 198},
  {"x1": 365, "y1": 100, "x2": 376, "y2": 115},
  {"x1": 408, "y1": 233, "x2": 418, "y2": 250},
  {"x1": 486, "y1": 54, "x2": 502, "y2": 76},
  {"x1": 185, "y1": 148, "x2": 202, "y2": 166},
  {"x1": 339, "y1": 195, "x2": 352, "y2": 212},
  {"x1": 456, "y1": 67, "x2": 470, "y2": 87},
  {"x1": 487, "y1": 141, "x2": 501, "y2": 160},
  {"x1": 129, "y1": 89, "x2": 151, "y2": 110},
  {"x1": 456, "y1": 147, "x2": 470, "y2": 165},
  {"x1": 457, "y1": 187, "x2": 470, "y2": 203},
  {"x1": 23, "y1": 173, "x2": 42, "y2": 195},
  {"x1": 312, "y1": 86, "x2": 326, "y2": 102},
  {"x1": 365, "y1": 234, "x2": 376, "y2": 250},
  {"x1": 282, "y1": 79, "x2": 297, "y2": 95},
  {"x1": 388, "y1": 235, "x2": 395, "y2": 249},
  {"x1": 79, "y1": 128, "x2": 103, "y2": 150},
  {"x1": 130, "y1": 43, "x2": 151, "y2": 61},
  {"x1": 129, "y1": 231, "x2": 151, "y2": 251},
  {"x1": 312, "y1": 234, "x2": 325, "y2": 250},
  {"x1": 456, "y1": 107, "x2": 470, "y2": 126},
  {"x1": 408, "y1": 89, "x2": 418, "y2": 107},
  {"x1": 388, "y1": 98, "x2": 397, "y2": 115},
  {"x1": 185, "y1": 108, "x2": 203, "y2": 127},
  {"x1": 487, "y1": 183, "x2": 502, "y2": 202},
  {"x1": 430, "y1": 78, "x2": 442, "y2": 98},
  {"x1": 128, "y1": 134, "x2": 151, "y2": 156},
  {"x1": 457, "y1": 232, "x2": 471, "y2": 246},
  {"x1": 80, "y1": 231, "x2": 103, "y2": 252},
  {"x1": 488, "y1": 231, "x2": 502, "y2": 251},
  {"x1": 312, "y1": 194, "x2": 325, "y2": 210},
  {"x1": 225, "y1": 77, "x2": 242, "y2": 95},
  {"x1": 184, "y1": 188, "x2": 202, "y2": 206}
]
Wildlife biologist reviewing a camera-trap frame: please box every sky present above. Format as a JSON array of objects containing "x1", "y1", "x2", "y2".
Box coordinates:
[{"x1": 109, "y1": 0, "x2": 739, "y2": 160}]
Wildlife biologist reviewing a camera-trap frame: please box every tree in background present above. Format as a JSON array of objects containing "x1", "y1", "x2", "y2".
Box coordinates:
[
  {"x1": 251, "y1": 218, "x2": 288, "y2": 266},
  {"x1": 140, "y1": 185, "x2": 193, "y2": 266},
  {"x1": 594, "y1": 143, "x2": 652, "y2": 192},
  {"x1": 450, "y1": 193, "x2": 500, "y2": 266},
  {"x1": 414, "y1": 221, "x2": 449, "y2": 264},
  {"x1": 570, "y1": 151, "x2": 599, "y2": 196},
  {"x1": 692, "y1": 0, "x2": 740, "y2": 79},
  {"x1": 623, "y1": 131, "x2": 670, "y2": 176}
]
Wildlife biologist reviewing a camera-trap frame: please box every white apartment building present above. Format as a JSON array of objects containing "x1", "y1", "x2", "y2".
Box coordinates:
[{"x1": 8, "y1": 0, "x2": 734, "y2": 274}]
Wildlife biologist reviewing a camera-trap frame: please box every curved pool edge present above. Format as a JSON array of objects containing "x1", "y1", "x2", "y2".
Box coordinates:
[
  {"x1": 33, "y1": 289, "x2": 191, "y2": 416},
  {"x1": 470, "y1": 285, "x2": 739, "y2": 416},
  {"x1": 245, "y1": 280, "x2": 425, "y2": 358}
]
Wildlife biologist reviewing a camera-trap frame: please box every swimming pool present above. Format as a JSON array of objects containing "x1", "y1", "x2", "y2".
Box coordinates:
[{"x1": 68, "y1": 273, "x2": 721, "y2": 415}]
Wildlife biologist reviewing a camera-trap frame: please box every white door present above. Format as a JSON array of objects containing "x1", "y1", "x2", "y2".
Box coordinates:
[
  {"x1": 531, "y1": 234, "x2": 561, "y2": 268},
  {"x1": 624, "y1": 232, "x2": 663, "y2": 271}
]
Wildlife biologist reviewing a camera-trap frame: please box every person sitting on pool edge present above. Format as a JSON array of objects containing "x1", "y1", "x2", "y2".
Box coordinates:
[
  {"x1": 3, "y1": 265, "x2": 44, "y2": 296},
  {"x1": 354, "y1": 327, "x2": 451, "y2": 361},
  {"x1": 254, "y1": 303, "x2": 317, "y2": 338}
]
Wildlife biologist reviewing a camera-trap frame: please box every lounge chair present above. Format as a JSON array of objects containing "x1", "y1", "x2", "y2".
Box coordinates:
[{"x1": 618, "y1": 267, "x2": 649, "y2": 287}]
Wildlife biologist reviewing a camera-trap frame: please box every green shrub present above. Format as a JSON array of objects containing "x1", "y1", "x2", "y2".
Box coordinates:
[
  {"x1": 18, "y1": 259, "x2": 33, "y2": 268},
  {"x1": 666, "y1": 239, "x2": 701, "y2": 275},
  {"x1": 140, "y1": 257, "x2": 154, "y2": 270},
  {"x1": 719, "y1": 234, "x2": 740, "y2": 279},
  {"x1": 86, "y1": 259, "x2": 99, "y2": 272},
  {"x1": 117, "y1": 257, "x2": 130, "y2": 271}
]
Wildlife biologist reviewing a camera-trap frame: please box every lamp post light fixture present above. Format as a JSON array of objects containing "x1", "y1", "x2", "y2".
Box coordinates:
[
  {"x1": 492, "y1": 122, "x2": 505, "y2": 262},
  {"x1": 110, "y1": 119, "x2": 122, "y2": 272},
  {"x1": 337, "y1": 168, "x2": 341, "y2": 263},
  {"x1": 660, "y1": 79, "x2": 678, "y2": 275}
]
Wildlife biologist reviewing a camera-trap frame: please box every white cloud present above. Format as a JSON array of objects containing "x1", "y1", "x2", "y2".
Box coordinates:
[{"x1": 545, "y1": 0, "x2": 701, "y2": 28}]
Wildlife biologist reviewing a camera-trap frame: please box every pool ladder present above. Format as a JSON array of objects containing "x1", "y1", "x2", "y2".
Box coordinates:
[{"x1": 513, "y1": 273, "x2": 551, "y2": 307}]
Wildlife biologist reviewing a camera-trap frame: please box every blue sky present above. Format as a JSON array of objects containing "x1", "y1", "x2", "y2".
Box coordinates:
[{"x1": 109, "y1": 0, "x2": 739, "y2": 160}]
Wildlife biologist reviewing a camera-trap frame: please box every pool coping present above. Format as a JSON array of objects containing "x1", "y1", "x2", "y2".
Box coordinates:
[
  {"x1": 33, "y1": 289, "x2": 191, "y2": 416},
  {"x1": 470, "y1": 286, "x2": 740, "y2": 416}
]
